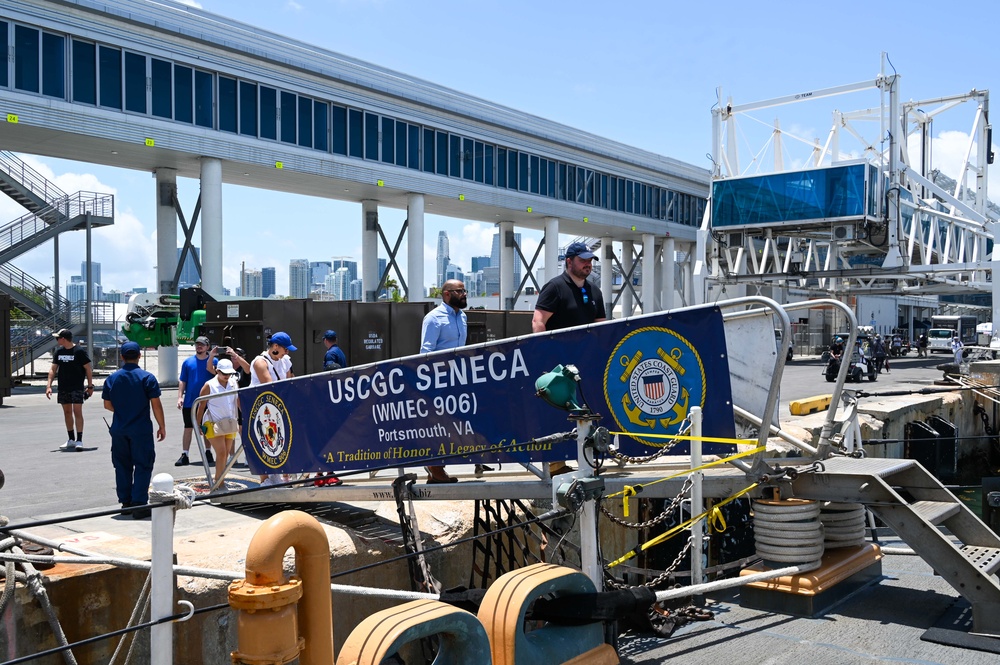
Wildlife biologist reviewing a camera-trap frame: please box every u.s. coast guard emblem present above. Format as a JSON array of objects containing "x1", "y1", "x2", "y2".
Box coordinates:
[
  {"x1": 603, "y1": 327, "x2": 706, "y2": 447},
  {"x1": 249, "y1": 391, "x2": 292, "y2": 468}
]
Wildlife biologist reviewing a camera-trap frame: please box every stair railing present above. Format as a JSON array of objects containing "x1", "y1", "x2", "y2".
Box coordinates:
[
  {"x1": 0, "y1": 150, "x2": 67, "y2": 205},
  {"x1": 0, "y1": 191, "x2": 114, "y2": 254}
]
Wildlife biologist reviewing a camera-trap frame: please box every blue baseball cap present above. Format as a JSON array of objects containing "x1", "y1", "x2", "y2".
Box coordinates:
[
  {"x1": 323, "y1": 330, "x2": 338, "y2": 340},
  {"x1": 565, "y1": 242, "x2": 596, "y2": 260},
  {"x1": 269, "y1": 332, "x2": 297, "y2": 352},
  {"x1": 121, "y1": 341, "x2": 141, "y2": 358}
]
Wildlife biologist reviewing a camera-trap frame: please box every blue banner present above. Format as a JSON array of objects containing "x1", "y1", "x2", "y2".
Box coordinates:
[{"x1": 239, "y1": 307, "x2": 735, "y2": 474}]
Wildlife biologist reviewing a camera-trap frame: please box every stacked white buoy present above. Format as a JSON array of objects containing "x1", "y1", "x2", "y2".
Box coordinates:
[
  {"x1": 819, "y1": 502, "x2": 867, "y2": 548},
  {"x1": 753, "y1": 498, "x2": 824, "y2": 565}
]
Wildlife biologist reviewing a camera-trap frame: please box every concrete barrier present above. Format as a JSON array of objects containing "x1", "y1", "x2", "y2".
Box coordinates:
[{"x1": 789, "y1": 394, "x2": 832, "y2": 416}]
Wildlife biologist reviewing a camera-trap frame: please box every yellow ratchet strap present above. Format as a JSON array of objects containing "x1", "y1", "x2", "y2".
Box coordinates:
[
  {"x1": 605, "y1": 445, "x2": 765, "y2": 501},
  {"x1": 609, "y1": 432, "x2": 756, "y2": 445},
  {"x1": 606, "y1": 483, "x2": 759, "y2": 568},
  {"x1": 708, "y1": 505, "x2": 727, "y2": 533}
]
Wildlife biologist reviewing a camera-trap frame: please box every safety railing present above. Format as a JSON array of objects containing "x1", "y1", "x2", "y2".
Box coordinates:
[
  {"x1": 0, "y1": 191, "x2": 114, "y2": 259},
  {"x1": 0, "y1": 263, "x2": 70, "y2": 316},
  {"x1": 0, "y1": 149, "x2": 67, "y2": 206}
]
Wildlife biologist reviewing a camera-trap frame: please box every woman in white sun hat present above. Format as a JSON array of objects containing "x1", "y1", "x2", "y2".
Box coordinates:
[{"x1": 196, "y1": 358, "x2": 240, "y2": 488}]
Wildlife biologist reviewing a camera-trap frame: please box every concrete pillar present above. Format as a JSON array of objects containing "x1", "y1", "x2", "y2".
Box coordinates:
[
  {"x1": 600, "y1": 235, "x2": 613, "y2": 319},
  {"x1": 499, "y1": 221, "x2": 515, "y2": 310},
  {"x1": 663, "y1": 236, "x2": 676, "y2": 310},
  {"x1": 681, "y1": 241, "x2": 694, "y2": 307},
  {"x1": 362, "y1": 200, "x2": 379, "y2": 302},
  {"x1": 155, "y1": 168, "x2": 178, "y2": 386},
  {"x1": 407, "y1": 193, "x2": 425, "y2": 301},
  {"x1": 199, "y1": 158, "x2": 223, "y2": 295},
  {"x1": 544, "y1": 217, "x2": 560, "y2": 282},
  {"x1": 642, "y1": 233, "x2": 656, "y2": 314},
  {"x1": 653, "y1": 242, "x2": 663, "y2": 311},
  {"x1": 621, "y1": 239, "x2": 634, "y2": 316}
]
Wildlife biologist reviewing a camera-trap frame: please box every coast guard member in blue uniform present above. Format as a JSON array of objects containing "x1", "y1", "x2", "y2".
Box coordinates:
[
  {"x1": 322, "y1": 330, "x2": 347, "y2": 370},
  {"x1": 102, "y1": 342, "x2": 166, "y2": 519}
]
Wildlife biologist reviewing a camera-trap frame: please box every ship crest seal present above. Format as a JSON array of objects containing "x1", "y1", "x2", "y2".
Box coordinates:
[
  {"x1": 603, "y1": 327, "x2": 707, "y2": 447},
  {"x1": 249, "y1": 391, "x2": 292, "y2": 468}
]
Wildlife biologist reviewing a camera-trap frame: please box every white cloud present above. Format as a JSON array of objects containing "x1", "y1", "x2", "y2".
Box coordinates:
[
  {"x1": 285, "y1": 0, "x2": 303, "y2": 11},
  {"x1": 176, "y1": 0, "x2": 203, "y2": 8}
]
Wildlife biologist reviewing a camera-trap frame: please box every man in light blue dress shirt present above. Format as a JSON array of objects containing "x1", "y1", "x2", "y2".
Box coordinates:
[
  {"x1": 420, "y1": 280, "x2": 468, "y2": 352},
  {"x1": 419, "y1": 280, "x2": 468, "y2": 483}
]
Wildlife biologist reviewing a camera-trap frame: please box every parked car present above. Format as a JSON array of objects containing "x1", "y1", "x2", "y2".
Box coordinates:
[
  {"x1": 774, "y1": 329, "x2": 793, "y2": 361},
  {"x1": 77, "y1": 330, "x2": 126, "y2": 351}
]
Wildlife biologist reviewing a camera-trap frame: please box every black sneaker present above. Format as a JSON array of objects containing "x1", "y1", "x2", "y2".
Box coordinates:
[
  {"x1": 205, "y1": 449, "x2": 215, "y2": 465},
  {"x1": 132, "y1": 506, "x2": 152, "y2": 520},
  {"x1": 175, "y1": 453, "x2": 189, "y2": 466}
]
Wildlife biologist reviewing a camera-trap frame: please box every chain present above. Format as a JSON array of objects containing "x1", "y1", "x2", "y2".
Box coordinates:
[
  {"x1": 599, "y1": 476, "x2": 693, "y2": 529},
  {"x1": 605, "y1": 535, "x2": 694, "y2": 590},
  {"x1": 974, "y1": 402, "x2": 996, "y2": 436},
  {"x1": 609, "y1": 419, "x2": 691, "y2": 465}
]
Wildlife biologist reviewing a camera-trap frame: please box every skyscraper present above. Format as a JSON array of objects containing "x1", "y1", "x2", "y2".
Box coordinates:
[
  {"x1": 436, "y1": 231, "x2": 450, "y2": 287},
  {"x1": 332, "y1": 258, "x2": 358, "y2": 284},
  {"x1": 80, "y1": 261, "x2": 101, "y2": 288},
  {"x1": 471, "y1": 256, "x2": 490, "y2": 272},
  {"x1": 70, "y1": 267, "x2": 102, "y2": 301},
  {"x1": 175, "y1": 248, "x2": 200, "y2": 287},
  {"x1": 310, "y1": 261, "x2": 332, "y2": 292},
  {"x1": 242, "y1": 269, "x2": 263, "y2": 297},
  {"x1": 261, "y1": 267, "x2": 276, "y2": 298},
  {"x1": 331, "y1": 267, "x2": 351, "y2": 300},
  {"x1": 489, "y1": 232, "x2": 521, "y2": 295},
  {"x1": 289, "y1": 259, "x2": 310, "y2": 298}
]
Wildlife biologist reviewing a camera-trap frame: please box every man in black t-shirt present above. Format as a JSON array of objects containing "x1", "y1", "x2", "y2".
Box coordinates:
[
  {"x1": 45, "y1": 329, "x2": 94, "y2": 451},
  {"x1": 532, "y1": 242, "x2": 606, "y2": 475}
]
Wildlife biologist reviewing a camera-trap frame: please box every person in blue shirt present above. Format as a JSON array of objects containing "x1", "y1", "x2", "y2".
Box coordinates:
[
  {"x1": 420, "y1": 280, "x2": 468, "y2": 353},
  {"x1": 175, "y1": 336, "x2": 219, "y2": 467},
  {"x1": 419, "y1": 280, "x2": 468, "y2": 483},
  {"x1": 102, "y1": 342, "x2": 166, "y2": 519},
  {"x1": 322, "y1": 330, "x2": 348, "y2": 370}
]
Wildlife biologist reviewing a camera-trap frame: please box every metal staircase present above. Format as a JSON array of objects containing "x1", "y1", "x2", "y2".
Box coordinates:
[
  {"x1": 793, "y1": 456, "x2": 1000, "y2": 635},
  {"x1": 0, "y1": 191, "x2": 115, "y2": 265},
  {"x1": 0, "y1": 150, "x2": 115, "y2": 371},
  {"x1": 0, "y1": 150, "x2": 67, "y2": 214}
]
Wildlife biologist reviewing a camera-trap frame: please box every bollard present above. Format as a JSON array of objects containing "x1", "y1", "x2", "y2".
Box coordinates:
[{"x1": 150, "y1": 473, "x2": 176, "y2": 665}]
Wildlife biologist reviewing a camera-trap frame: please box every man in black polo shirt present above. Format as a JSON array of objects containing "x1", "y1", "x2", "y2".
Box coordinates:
[
  {"x1": 532, "y1": 242, "x2": 606, "y2": 475},
  {"x1": 45, "y1": 328, "x2": 95, "y2": 452},
  {"x1": 533, "y1": 242, "x2": 606, "y2": 332}
]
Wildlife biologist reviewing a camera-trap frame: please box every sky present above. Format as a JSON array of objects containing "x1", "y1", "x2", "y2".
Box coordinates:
[{"x1": 6, "y1": 0, "x2": 999, "y2": 296}]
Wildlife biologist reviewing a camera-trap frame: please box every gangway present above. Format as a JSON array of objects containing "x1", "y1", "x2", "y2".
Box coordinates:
[{"x1": 697, "y1": 55, "x2": 996, "y2": 300}]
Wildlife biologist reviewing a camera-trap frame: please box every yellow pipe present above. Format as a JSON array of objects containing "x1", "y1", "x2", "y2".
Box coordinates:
[{"x1": 243, "y1": 510, "x2": 334, "y2": 665}]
